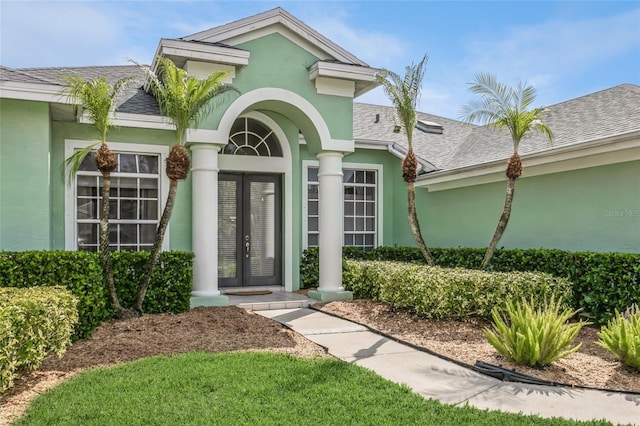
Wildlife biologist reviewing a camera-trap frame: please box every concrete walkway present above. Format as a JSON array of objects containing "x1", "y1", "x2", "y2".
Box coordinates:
[{"x1": 257, "y1": 307, "x2": 640, "y2": 426}]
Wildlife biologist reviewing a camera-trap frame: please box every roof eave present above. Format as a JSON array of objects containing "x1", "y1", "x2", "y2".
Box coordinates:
[{"x1": 416, "y1": 130, "x2": 640, "y2": 192}]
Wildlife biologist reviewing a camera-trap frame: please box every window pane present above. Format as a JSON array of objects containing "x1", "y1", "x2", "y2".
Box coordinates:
[
  {"x1": 355, "y1": 187, "x2": 364, "y2": 200},
  {"x1": 366, "y1": 171, "x2": 376, "y2": 184},
  {"x1": 356, "y1": 217, "x2": 365, "y2": 231},
  {"x1": 344, "y1": 201, "x2": 354, "y2": 216},
  {"x1": 140, "y1": 179, "x2": 158, "y2": 198},
  {"x1": 366, "y1": 187, "x2": 376, "y2": 201},
  {"x1": 120, "y1": 199, "x2": 137, "y2": 220},
  {"x1": 308, "y1": 200, "x2": 318, "y2": 215},
  {"x1": 366, "y1": 202, "x2": 375, "y2": 216},
  {"x1": 78, "y1": 223, "x2": 97, "y2": 247},
  {"x1": 308, "y1": 167, "x2": 318, "y2": 182},
  {"x1": 79, "y1": 152, "x2": 97, "y2": 172},
  {"x1": 119, "y1": 154, "x2": 137, "y2": 172},
  {"x1": 366, "y1": 218, "x2": 375, "y2": 231},
  {"x1": 308, "y1": 234, "x2": 318, "y2": 247},
  {"x1": 308, "y1": 184, "x2": 318, "y2": 200},
  {"x1": 355, "y1": 170, "x2": 365, "y2": 183},
  {"x1": 118, "y1": 178, "x2": 138, "y2": 198},
  {"x1": 343, "y1": 170, "x2": 354, "y2": 183},
  {"x1": 120, "y1": 224, "x2": 137, "y2": 244},
  {"x1": 108, "y1": 200, "x2": 118, "y2": 219},
  {"x1": 77, "y1": 176, "x2": 98, "y2": 196},
  {"x1": 309, "y1": 217, "x2": 318, "y2": 232},
  {"x1": 140, "y1": 200, "x2": 158, "y2": 220},
  {"x1": 141, "y1": 224, "x2": 156, "y2": 244},
  {"x1": 355, "y1": 202, "x2": 364, "y2": 216},
  {"x1": 344, "y1": 217, "x2": 354, "y2": 232},
  {"x1": 77, "y1": 199, "x2": 97, "y2": 220},
  {"x1": 138, "y1": 155, "x2": 158, "y2": 174},
  {"x1": 365, "y1": 234, "x2": 374, "y2": 247}
]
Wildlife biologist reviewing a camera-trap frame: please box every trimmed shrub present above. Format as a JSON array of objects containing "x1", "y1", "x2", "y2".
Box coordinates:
[
  {"x1": 343, "y1": 260, "x2": 573, "y2": 320},
  {"x1": 0, "y1": 251, "x2": 194, "y2": 339},
  {"x1": 484, "y1": 297, "x2": 587, "y2": 367},
  {"x1": 0, "y1": 286, "x2": 78, "y2": 392},
  {"x1": 301, "y1": 246, "x2": 640, "y2": 324},
  {"x1": 597, "y1": 310, "x2": 640, "y2": 371}
]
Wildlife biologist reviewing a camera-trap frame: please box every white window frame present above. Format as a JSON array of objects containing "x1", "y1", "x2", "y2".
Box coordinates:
[
  {"x1": 64, "y1": 140, "x2": 170, "y2": 251},
  {"x1": 302, "y1": 160, "x2": 383, "y2": 250}
]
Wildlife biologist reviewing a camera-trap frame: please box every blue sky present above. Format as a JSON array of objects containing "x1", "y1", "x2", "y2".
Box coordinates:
[{"x1": 1, "y1": 1, "x2": 638, "y2": 119}]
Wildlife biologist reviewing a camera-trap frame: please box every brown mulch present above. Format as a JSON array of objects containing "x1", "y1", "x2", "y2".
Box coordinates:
[
  {"x1": 316, "y1": 300, "x2": 640, "y2": 394},
  {"x1": 2, "y1": 300, "x2": 639, "y2": 424},
  {"x1": 0, "y1": 306, "x2": 328, "y2": 425}
]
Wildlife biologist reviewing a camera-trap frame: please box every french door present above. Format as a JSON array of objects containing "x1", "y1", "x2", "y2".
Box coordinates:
[{"x1": 218, "y1": 174, "x2": 282, "y2": 287}]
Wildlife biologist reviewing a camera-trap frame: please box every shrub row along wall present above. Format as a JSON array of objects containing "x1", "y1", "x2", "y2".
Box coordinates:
[
  {"x1": 343, "y1": 260, "x2": 573, "y2": 320},
  {"x1": 0, "y1": 286, "x2": 78, "y2": 392},
  {"x1": 301, "y1": 247, "x2": 640, "y2": 324},
  {"x1": 0, "y1": 251, "x2": 194, "y2": 339}
]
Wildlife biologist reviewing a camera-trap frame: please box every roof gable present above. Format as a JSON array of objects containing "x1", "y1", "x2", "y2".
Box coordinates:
[{"x1": 181, "y1": 7, "x2": 368, "y2": 66}]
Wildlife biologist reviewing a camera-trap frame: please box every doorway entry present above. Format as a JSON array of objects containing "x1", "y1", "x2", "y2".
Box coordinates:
[{"x1": 218, "y1": 173, "x2": 282, "y2": 287}]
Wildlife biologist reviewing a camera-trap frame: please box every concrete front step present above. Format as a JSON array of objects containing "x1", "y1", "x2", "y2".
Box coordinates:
[{"x1": 226, "y1": 290, "x2": 313, "y2": 311}]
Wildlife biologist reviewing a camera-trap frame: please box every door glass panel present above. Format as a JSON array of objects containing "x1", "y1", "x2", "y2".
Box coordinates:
[
  {"x1": 218, "y1": 180, "x2": 237, "y2": 279},
  {"x1": 249, "y1": 181, "x2": 275, "y2": 277}
]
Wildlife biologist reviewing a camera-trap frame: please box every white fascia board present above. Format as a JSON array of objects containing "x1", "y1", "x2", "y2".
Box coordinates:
[
  {"x1": 417, "y1": 132, "x2": 640, "y2": 192},
  {"x1": 0, "y1": 81, "x2": 67, "y2": 103},
  {"x1": 315, "y1": 77, "x2": 355, "y2": 98},
  {"x1": 159, "y1": 39, "x2": 250, "y2": 66},
  {"x1": 77, "y1": 111, "x2": 174, "y2": 130}
]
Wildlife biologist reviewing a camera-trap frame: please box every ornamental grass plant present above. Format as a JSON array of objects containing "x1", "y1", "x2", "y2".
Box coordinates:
[
  {"x1": 597, "y1": 307, "x2": 640, "y2": 371},
  {"x1": 484, "y1": 297, "x2": 588, "y2": 368}
]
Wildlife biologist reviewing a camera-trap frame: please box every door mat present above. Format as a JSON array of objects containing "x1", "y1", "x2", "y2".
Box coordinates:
[{"x1": 225, "y1": 290, "x2": 273, "y2": 296}]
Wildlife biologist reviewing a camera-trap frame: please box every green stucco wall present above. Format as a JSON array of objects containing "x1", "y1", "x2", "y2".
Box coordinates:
[
  {"x1": 418, "y1": 161, "x2": 640, "y2": 253},
  {"x1": 0, "y1": 99, "x2": 52, "y2": 250}
]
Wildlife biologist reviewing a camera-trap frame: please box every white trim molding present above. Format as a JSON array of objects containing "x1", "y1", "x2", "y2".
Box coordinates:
[{"x1": 417, "y1": 132, "x2": 640, "y2": 192}]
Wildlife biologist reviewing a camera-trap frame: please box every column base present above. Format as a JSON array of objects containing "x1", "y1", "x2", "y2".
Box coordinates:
[
  {"x1": 307, "y1": 290, "x2": 353, "y2": 303},
  {"x1": 190, "y1": 294, "x2": 229, "y2": 308}
]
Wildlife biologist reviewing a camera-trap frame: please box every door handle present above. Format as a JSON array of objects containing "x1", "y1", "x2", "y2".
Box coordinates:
[{"x1": 245, "y1": 235, "x2": 250, "y2": 258}]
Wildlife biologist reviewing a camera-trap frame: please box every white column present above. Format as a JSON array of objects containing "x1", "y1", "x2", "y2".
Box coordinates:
[
  {"x1": 317, "y1": 151, "x2": 345, "y2": 292},
  {"x1": 190, "y1": 143, "x2": 226, "y2": 303}
]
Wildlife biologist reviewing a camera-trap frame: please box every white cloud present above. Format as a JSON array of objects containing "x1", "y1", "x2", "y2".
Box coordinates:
[{"x1": 462, "y1": 8, "x2": 640, "y2": 89}]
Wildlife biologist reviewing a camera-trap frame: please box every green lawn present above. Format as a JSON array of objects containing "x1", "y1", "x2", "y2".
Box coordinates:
[{"x1": 15, "y1": 352, "x2": 611, "y2": 426}]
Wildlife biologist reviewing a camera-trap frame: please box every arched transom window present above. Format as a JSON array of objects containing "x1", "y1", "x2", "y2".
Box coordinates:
[{"x1": 223, "y1": 117, "x2": 282, "y2": 157}]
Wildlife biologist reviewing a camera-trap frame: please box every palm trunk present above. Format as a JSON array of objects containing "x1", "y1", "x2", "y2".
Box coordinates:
[
  {"x1": 99, "y1": 172, "x2": 124, "y2": 314},
  {"x1": 134, "y1": 178, "x2": 178, "y2": 313},
  {"x1": 407, "y1": 181, "x2": 434, "y2": 266},
  {"x1": 481, "y1": 176, "x2": 516, "y2": 269}
]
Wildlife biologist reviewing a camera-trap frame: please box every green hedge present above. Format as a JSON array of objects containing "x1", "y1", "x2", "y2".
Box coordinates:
[
  {"x1": 0, "y1": 251, "x2": 194, "y2": 339},
  {"x1": 343, "y1": 260, "x2": 572, "y2": 319},
  {"x1": 301, "y1": 246, "x2": 640, "y2": 324},
  {"x1": 0, "y1": 286, "x2": 78, "y2": 392}
]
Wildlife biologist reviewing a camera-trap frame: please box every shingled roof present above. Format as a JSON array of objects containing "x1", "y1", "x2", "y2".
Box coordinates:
[
  {"x1": 355, "y1": 84, "x2": 640, "y2": 172},
  {"x1": 1, "y1": 65, "x2": 160, "y2": 116}
]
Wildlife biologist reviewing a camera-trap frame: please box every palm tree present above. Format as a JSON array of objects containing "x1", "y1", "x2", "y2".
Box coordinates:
[
  {"x1": 376, "y1": 55, "x2": 434, "y2": 266},
  {"x1": 460, "y1": 73, "x2": 553, "y2": 269},
  {"x1": 63, "y1": 75, "x2": 134, "y2": 317},
  {"x1": 133, "y1": 57, "x2": 237, "y2": 314}
]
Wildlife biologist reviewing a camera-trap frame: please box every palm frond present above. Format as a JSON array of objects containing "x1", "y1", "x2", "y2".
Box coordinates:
[
  {"x1": 461, "y1": 73, "x2": 552, "y2": 151},
  {"x1": 136, "y1": 57, "x2": 238, "y2": 144},
  {"x1": 376, "y1": 54, "x2": 428, "y2": 148},
  {"x1": 63, "y1": 142, "x2": 100, "y2": 184}
]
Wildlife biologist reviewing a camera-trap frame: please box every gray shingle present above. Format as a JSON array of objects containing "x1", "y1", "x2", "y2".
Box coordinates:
[{"x1": 2, "y1": 65, "x2": 160, "y2": 116}]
